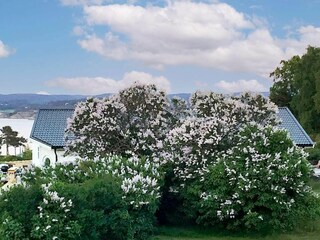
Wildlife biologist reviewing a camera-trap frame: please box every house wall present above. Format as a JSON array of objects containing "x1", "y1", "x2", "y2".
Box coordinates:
[{"x1": 30, "y1": 140, "x2": 77, "y2": 167}]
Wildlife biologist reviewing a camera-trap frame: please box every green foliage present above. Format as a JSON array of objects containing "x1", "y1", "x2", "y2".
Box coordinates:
[
  {"x1": 160, "y1": 123, "x2": 320, "y2": 232},
  {"x1": 20, "y1": 148, "x2": 32, "y2": 160},
  {"x1": 0, "y1": 155, "x2": 18, "y2": 162},
  {"x1": 55, "y1": 176, "x2": 155, "y2": 240},
  {"x1": 195, "y1": 125, "x2": 320, "y2": 231},
  {"x1": 269, "y1": 56, "x2": 300, "y2": 108},
  {"x1": 0, "y1": 184, "x2": 42, "y2": 239},
  {"x1": 270, "y1": 46, "x2": 320, "y2": 133},
  {"x1": 0, "y1": 213, "x2": 26, "y2": 240},
  {"x1": 1, "y1": 157, "x2": 158, "y2": 240},
  {"x1": 30, "y1": 184, "x2": 81, "y2": 240}
]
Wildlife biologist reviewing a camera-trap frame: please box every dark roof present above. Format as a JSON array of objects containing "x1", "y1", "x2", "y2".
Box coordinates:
[
  {"x1": 277, "y1": 107, "x2": 314, "y2": 147},
  {"x1": 30, "y1": 108, "x2": 74, "y2": 148}
]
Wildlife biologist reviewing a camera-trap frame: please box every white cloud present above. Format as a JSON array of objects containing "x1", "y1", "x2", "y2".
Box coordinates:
[
  {"x1": 0, "y1": 40, "x2": 12, "y2": 58},
  {"x1": 36, "y1": 91, "x2": 51, "y2": 95},
  {"x1": 215, "y1": 79, "x2": 268, "y2": 93},
  {"x1": 73, "y1": 1, "x2": 320, "y2": 77},
  {"x1": 45, "y1": 71, "x2": 171, "y2": 95},
  {"x1": 281, "y1": 25, "x2": 320, "y2": 58}
]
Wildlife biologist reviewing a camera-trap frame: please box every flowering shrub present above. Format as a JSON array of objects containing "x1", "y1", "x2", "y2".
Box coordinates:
[
  {"x1": 165, "y1": 116, "x2": 231, "y2": 183},
  {"x1": 66, "y1": 97, "x2": 126, "y2": 159},
  {"x1": 165, "y1": 91, "x2": 278, "y2": 188},
  {"x1": 190, "y1": 91, "x2": 278, "y2": 126},
  {"x1": 196, "y1": 124, "x2": 319, "y2": 230},
  {"x1": 66, "y1": 84, "x2": 171, "y2": 160},
  {"x1": 158, "y1": 91, "x2": 320, "y2": 230},
  {"x1": 31, "y1": 183, "x2": 81, "y2": 239},
  {"x1": 1, "y1": 154, "x2": 161, "y2": 239},
  {"x1": 24, "y1": 155, "x2": 161, "y2": 209},
  {"x1": 2, "y1": 84, "x2": 318, "y2": 237}
]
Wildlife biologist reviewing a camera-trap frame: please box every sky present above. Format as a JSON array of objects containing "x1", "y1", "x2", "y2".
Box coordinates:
[{"x1": 0, "y1": 0, "x2": 320, "y2": 95}]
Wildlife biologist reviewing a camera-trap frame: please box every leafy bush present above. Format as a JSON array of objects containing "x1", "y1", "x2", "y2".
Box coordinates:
[
  {"x1": 195, "y1": 124, "x2": 320, "y2": 231},
  {"x1": 0, "y1": 155, "x2": 18, "y2": 162},
  {"x1": 0, "y1": 184, "x2": 42, "y2": 239},
  {"x1": 30, "y1": 183, "x2": 81, "y2": 240},
  {"x1": 0, "y1": 155, "x2": 160, "y2": 239},
  {"x1": 20, "y1": 148, "x2": 32, "y2": 160}
]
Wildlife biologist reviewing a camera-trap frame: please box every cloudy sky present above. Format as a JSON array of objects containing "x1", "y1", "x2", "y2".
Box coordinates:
[{"x1": 0, "y1": 0, "x2": 319, "y2": 95}]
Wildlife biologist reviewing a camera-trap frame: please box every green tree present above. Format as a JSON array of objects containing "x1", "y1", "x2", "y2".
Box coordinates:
[
  {"x1": 12, "y1": 136, "x2": 27, "y2": 156},
  {"x1": 0, "y1": 126, "x2": 26, "y2": 156},
  {"x1": 269, "y1": 56, "x2": 300, "y2": 108},
  {"x1": 270, "y1": 46, "x2": 320, "y2": 133}
]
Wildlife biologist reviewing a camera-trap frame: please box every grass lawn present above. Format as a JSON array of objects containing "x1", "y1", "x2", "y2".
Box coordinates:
[
  {"x1": 310, "y1": 178, "x2": 320, "y2": 194},
  {"x1": 152, "y1": 178, "x2": 320, "y2": 240},
  {"x1": 152, "y1": 224, "x2": 320, "y2": 240}
]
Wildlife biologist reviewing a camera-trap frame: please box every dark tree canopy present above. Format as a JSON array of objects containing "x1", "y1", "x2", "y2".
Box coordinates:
[{"x1": 270, "y1": 46, "x2": 320, "y2": 134}]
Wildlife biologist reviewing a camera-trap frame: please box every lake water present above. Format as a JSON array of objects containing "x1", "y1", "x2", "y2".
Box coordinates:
[{"x1": 0, "y1": 118, "x2": 34, "y2": 155}]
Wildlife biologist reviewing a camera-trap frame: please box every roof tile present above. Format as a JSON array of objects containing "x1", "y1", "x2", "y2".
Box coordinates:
[
  {"x1": 277, "y1": 107, "x2": 314, "y2": 147},
  {"x1": 30, "y1": 108, "x2": 74, "y2": 147}
]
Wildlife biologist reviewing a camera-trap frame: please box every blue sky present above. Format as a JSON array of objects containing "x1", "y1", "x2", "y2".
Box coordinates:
[{"x1": 0, "y1": 0, "x2": 319, "y2": 95}]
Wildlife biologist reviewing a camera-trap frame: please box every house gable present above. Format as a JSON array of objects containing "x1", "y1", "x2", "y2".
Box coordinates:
[
  {"x1": 30, "y1": 108, "x2": 74, "y2": 148},
  {"x1": 277, "y1": 107, "x2": 314, "y2": 147}
]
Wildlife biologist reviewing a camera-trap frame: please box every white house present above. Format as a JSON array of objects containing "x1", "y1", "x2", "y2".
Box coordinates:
[
  {"x1": 30, "y1": 108, "x2": 77, "y2": 167},
  {"x1": 30, "y1": 107, "x2": 314, "y2": 167}
]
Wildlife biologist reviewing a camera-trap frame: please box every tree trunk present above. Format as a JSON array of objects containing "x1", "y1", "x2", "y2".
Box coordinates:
[{"x1": 6, "y1": 144, "x2": 9, "y2": 156}]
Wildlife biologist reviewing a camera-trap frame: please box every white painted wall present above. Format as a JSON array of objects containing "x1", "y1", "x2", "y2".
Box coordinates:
[{"x1": 30, "y1": 140, "x2": 77, "y2": 167}]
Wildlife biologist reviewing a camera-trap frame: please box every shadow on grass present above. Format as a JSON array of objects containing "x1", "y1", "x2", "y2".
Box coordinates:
[{"x1": 153, "y1": 220, "x2": 320, "y2": 240}]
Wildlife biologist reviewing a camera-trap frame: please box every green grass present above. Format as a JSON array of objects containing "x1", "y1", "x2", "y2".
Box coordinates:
[
  {"x1": 152, "y1": 179, "x2": 320, "y2": 240},
  {"x1": 152, "y1": 223, "x2": 320, "y2": 240},
  {"x1": 310, "y1": 178, "x2": 320, "y2": 194}
]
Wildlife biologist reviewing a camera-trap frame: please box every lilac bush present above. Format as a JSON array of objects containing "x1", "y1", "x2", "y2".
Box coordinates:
[
  {"x1": 197, "y1": 124, "x2": 318, "y2": 230},
  {"x1": 161, "y1": 91, "x2": 319, "y2": 230},
  {"x1": 3, "y1": 84, "x2": 314, "y2": 237},
  {"x1": 66, "y1": 84, "x2": 171, "y2": 161},
  {"x1": 165, "y1": 91, "x2": 279, "y2": 188}
]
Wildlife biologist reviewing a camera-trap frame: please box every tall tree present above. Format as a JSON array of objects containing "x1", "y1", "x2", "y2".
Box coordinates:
[
  {"x1": 269, "y1": 56, "x2": 300, "y2": 108},
  {"x1": 270, "y1": 46, "x2": 320, "y2": 133},
  {"x1": 12, "y1": 136, "x2": 27, "y2": 155},
  {"x1": 0, "y1": 126, "x2": 26, "y2": 155}
]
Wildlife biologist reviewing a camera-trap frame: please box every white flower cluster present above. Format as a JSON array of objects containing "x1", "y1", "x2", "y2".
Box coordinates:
[
  {"x1": 102, "y1": 154, "x2": 161, "y2": 208},
  {"x1": 198, "y1": 123, "x2": 313, "y2": 223},
  {"x1": 25, "y1": 154, "x2": 161, "y2": 208},
  {"x1": 66, "y1": 84, "x2": 171, "y2": 161},
  {"x1": 166, "y1": 116, "x2": 231, "y2": 182},
  {"x1": 166, "y1": 91, "x2": 279, "y2": 184},
  {"x1": 32, "y1": 183, "x2": 76, "y2": 238}
]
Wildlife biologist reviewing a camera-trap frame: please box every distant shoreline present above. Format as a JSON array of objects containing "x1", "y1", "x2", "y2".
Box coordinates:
[{"x1": 0, "y1": 111, "x2": 36, "y2": 120}]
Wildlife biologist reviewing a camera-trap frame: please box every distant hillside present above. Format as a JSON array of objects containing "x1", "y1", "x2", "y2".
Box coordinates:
[
  {"x1": 0, "y1": 93, "x2": 85, "y2": 105},
  {"x1": 0, "y1": 92, "x2": 270, "y2": 119}
]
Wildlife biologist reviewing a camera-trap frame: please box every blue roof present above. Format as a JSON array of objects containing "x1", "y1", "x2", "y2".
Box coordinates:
[
  {"x1": 277, "y1": 107, "x2": 314, "y2": 147},
  {"x1": 30, "y1": 108, "x2": 74, "y2": 148}
]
